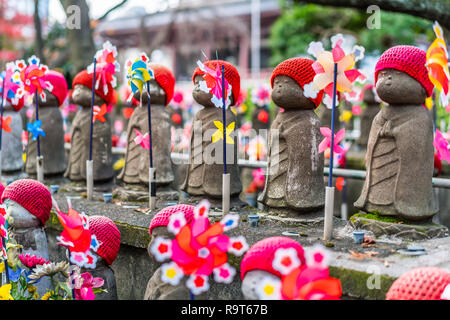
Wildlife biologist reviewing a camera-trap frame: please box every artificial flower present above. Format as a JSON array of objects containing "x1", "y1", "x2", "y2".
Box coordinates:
[
  {"x1": 19, "y1": 254, "x2": 50, "y2": 269},
  {"x1": 0, "y1": 284, "x2": 13, "y2": 300},
  {"x1": 28, "y1": 261, "x2": 70, "y2": 282},
  {"x1": 73, "y1": 272, "x2": 104, "y2": 300}
]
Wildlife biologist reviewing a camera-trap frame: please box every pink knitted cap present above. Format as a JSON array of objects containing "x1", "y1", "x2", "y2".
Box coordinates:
[
  {"x1": 1, "y1": 179, "x2": 52, "y2": 225},
  {"x1": 89, "y1": 216, "x2": 121, "y2": 265},
  {"x1": 149, "y1": 204, "x2": 195, "y2": 235},
  {"x1": 375, "y1": 45, "x2": 434, "y2": 97},
  {"x1": 43, "y1": 70, "x2": 68, "y2": 106},
  {"x1": 386, "y1": 267, "x2": 450, "y2": 300},
  {"x1": 240, "y1": 236, "x2": 306, "y2": 280},
  {"x1": 0, "y1": 182, "x2": 4, "y2": 204}
]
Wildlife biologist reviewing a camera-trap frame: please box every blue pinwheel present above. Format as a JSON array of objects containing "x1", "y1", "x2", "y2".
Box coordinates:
[{"x1": 27, "y1": 120, "x2": 46, "y2": 141}]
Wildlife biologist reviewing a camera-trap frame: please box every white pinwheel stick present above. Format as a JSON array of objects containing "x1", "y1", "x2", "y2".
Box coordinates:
[
  {"x1": 146, "y1": 81, "x2": 156, "y2": 210},
  {"x1": 86, "y1": 58, "x2": 97, "y2": 201},
  {"x1": 221, "y1": 65, "x2": 230, "y2": 214},
  {"x1": 0, "y1": 75, "x2": 5, "y2": 177}
]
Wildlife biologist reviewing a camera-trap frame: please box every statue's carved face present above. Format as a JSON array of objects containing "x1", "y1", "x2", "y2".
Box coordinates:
[
  {"x1": 192, "y1": 75, "x2": 234, "y2": 108},
  {"x1": 376, "y1": 69, "x2": 427, "y2": 105},
  {"x1": 6, "y1": 200, "x2": 41, "y2": 229},
  {"x1": 241, "y1": 270, "x2": 281, "y2": 300},
  {"x1": 271, "y1": 75, "x2": 316, "y2": 110},
  {"x1": 72, "y1": 84, "x2": 106, "y2": 108},
  {"x1": 147, "y1": 226, "x2": 173, "y2": 261},
  {"x1": 133, "y1": 79, "x2": 167, "y2": 106},
  {"x1": 34, "y1": 89, "x2": 59, "y2": 107}
]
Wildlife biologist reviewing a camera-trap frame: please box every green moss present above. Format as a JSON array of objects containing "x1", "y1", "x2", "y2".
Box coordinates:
[
  {"x1": 325, "y1": 242, "x2": 335, "y2": 248},
  {"x1": 352, "y1": 212, "x2": 409, "y2": 225}
]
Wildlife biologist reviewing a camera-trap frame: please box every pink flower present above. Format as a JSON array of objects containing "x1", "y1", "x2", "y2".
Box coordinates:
[
  {"x1": 434, "y1": 129, "x2": 450, "y2": 163},
  {"x1": 352, "y1": 105, "x2": 362, "y2": 116},
  {"x1": 319, "y1": 127, "x2": 345, "y2": 154},
  {"x1": 74, "y1": 272, "x2": 104, "y2": 300},
  {"x1": 19, "y1": 254, "x2": 49, "y2": 269}
]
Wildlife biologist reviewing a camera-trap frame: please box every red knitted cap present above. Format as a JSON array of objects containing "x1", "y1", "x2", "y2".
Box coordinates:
[
  {"x1": 375, "y1": 45, "x2": 434, "y2": 97},
  {"x1": 72, "y1": 70, "x2": 114, "y2": 105},
  {"x1": 386, "y1": 267, "x2": 450, "y2": 300},
  {"x1": 43, "y1": 70, "x2": 68, "y2": 106},
  {"x1": 149, "y1": 204, "x2": 195, "y2": 235},
  {"x1": 1, "y1": 179, "x2": 52, "y2": 225},
  {"x1": 7, "y1": 96, "x2": 24, "y2": 112},
  {"x1": 89, "y1": 216, "x2": 121, "y2": 265},
  {"x1": 240, "y1": 236, "x2": 306, "y2": 280},
  {"x1": 149, "y1": 63, "x2": 176, "y2": 105},
  {"x1": 271, "y1": 57, "x2": 324, "y2": 107},
  {"x1": 192, "y1": 60, "x2": 241, "y2": 106}
]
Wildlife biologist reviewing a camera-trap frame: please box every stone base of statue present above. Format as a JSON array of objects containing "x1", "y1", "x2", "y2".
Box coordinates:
[
  {"x1": 113, "y1": 184, "x2": 178, "y2": 203},
  {"x1": 179, "y1": 193, "x2": 247, "y2": 212},
  {"x1": 257, "y1": 205, "x2": 324, "y2": 220},
  {"x1": 347, "y1": 212, "x2": 448, "y2": 241}
]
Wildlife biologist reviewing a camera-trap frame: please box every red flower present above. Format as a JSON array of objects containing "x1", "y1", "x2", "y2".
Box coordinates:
[{"x1": 19, "y1": 254, "x2": 49, "y2": 269}]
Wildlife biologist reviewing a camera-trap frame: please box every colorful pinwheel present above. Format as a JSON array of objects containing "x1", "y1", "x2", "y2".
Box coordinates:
[
  {"x1": 247, "y1": 135, "x2": 267, "y2": 161},
  {"x1": 125, "y1": 53, "x2": 154, "y2": 98},
  {"x1": 92, "y1": 104, "x2": 107, "y2": 123},
  {"x1": 27, "y1": 120, "x2": 46, "y2": 141},
  {"x1": 256, "y1": 245, "x2": 342, "y2": 300},
  {"x1": 0, "y1": 208, "x2": 8, "y2": 259},
  {"x1": 196, "y1": 60, "x2": 232, "y2": 109},
  {"x1": 134, "y1": 129, "x2": 150, "y2": 150},
  {"x1": 434, "y1": 129, "x2": 450, "y2": 164},
  {"x1": 0, "y1": 62, "x2": 25, "y2": 107},
  {"x1": 52, "y1": 198, "x2": 100, "y2": 269},
  {"x1": 251, "y1": 85, "x2": 271, "y2": 107},
  {"x1": 87, "y1": 41, "x2": 120, "y2": 96},
  {"x1": 305, "y1": 34, "x2": 366, "y2": 109},
  {"x1": 426, "y1": 21, "x2": 449, "y2": 109},
  {"x1": 212, "y1": 121, "x2": 235, "y2": 145},
  {"x1": 0, "y1": 116, "x2": 11, "y2": 133},
  {"x1": 319, "y1": 127, "x2": 345, "y2": 154},
  {"x1": 17, "y1": 55, "x2": 52, "y2": 102},
  {"x1": 151, "y1": 200, "x2": 248, "y2": 295}
]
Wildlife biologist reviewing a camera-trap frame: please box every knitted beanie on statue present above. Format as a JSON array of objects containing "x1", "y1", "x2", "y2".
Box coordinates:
[
  {"x1": 240, "y1": 236, "x2": 306, "y2": 280},
  {"x1": 43, "y1": 70, "x2": 68, "y2": 106},
  {"x1": 149, "y1": 63, "x2": 176, "y2": 105},
  {"x1": 149, "y1": 204, "x2": 195, "y2": 235},
  {"x1": 89, "y1": 216, "x2": 121, "y2": 265},
  {"x1": 270, "y1": 57, "x2": 324, "y2": 107},
  {"x1": 375, "y1": 45, "x2": 434, "y2": 97},
  {"x1": 1, "y1": 179, "x2": 52, "y2": 226},
  {"x1": 192, "y1": 60, "x2": 241, "y2": 106},
  {"x1": 72, "y1": 70, "x2": 114, "y2": 105},
  {"x1": 386, "y1": 267, "x2": 450, "y2": 300}
]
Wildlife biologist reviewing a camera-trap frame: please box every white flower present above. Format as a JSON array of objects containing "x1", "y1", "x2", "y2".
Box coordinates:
[
  {"x1": 213, "y1": 263, "x2": 236, "y2": 284},
  {"x1": 161, "y1": 262, "x2": 184, "y2": 286},
  {"x1": 167, "y1": 211, "x2": 187, "y2": 235},
  {"x1": 272, "y1": 247, "x2": 302, "y2": 275},
  {"x1": 256, "y1": 276, "x2": 282, "y2": 300},
  {"x1": 307, "y1": 41, "x2": 324, "y2": 58},
  {"x1": 228, "y1": 236, "x2": 249, "y2": 256},
  {"x1": 303, "y1": 82, "x2": 319, "y2": 99},
  {"x1": 194, "y1": 200, "x2": 210, "y2": 219},
  {"x1": 305, "y1": 244, "x2": 330, "y2": 269},
  {"x1": 186, "y1": 274, "x2": 210, "y2": 295},
  {"x1": 150, "y1": 237, "x2": 172, "y2": 262}
]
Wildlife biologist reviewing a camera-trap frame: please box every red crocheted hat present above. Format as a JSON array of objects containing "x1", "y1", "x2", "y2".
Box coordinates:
[
  {"x1": 43, "y1": 70, "x2": 68, "y2": 106},
  {"x1": 192, "y1": 60, "x2": 241, "y2": 106},
  {"x1": 149, "y1": 63, "x2": 176, "y2": 105},
  {"x1": 7, "y1": 96, "x2": 24, "y2": 112},
  {"x1": 375, "y1": 45, "x2": 434, "y2": 97},
  {"x1": 271, "y1": 57, "x2": 324, "y2": 107},
  {"x1": 72, "y1": 70, "x2": 114, "y2": 105},
  {"x1": 149, "y1": 204, "x2": 195, "y2": 235},
  {"x1": 89, "y1": 216, "x2": 121, "y2": 265},
  {"x1": 1, "y1": 179, "x2": 52, "y2": 226},
  {"x1": 386, "y1": 267, "x2": 450, "y2": 300},
  {"x1": 240, "y1": 236, "x2": 306, "y2": 280}
]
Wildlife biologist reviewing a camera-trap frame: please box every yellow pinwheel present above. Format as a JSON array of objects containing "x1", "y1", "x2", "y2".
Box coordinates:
[
  {"x1": 125, "y1": 53, "x2": 154, "y2": 95},
  {"x1": 212, "y1": 121, "x2": 235, "y2": 145}
]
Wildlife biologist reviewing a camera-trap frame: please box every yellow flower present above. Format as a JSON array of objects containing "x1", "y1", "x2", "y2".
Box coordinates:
[
  {"x1": 41, "y1": 291, "x2": 53, "y2": 300},
  {"x1": 0, "y1": 284, "x2": 13, "y2": 300},
  {"x1": 27, "y1": 285, "x2": 37, "y2": 294},
  {"x1": 212, "y1": 121, "x2": 235, "y2": 145}
]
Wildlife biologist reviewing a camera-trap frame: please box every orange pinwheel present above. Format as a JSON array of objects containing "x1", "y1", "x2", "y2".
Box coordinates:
[
  {"x1": 1, "y1": 116, "x2": 12, "y2": 133},
  {"x1": 92, "y1": 104, "x2": 107, "y2": 123}
]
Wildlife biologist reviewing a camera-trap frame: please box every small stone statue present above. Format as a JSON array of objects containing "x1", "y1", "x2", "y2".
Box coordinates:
[
  {"x1": 81, "y1": 215, "x2": 121, "y2": 300},
  {"x1": 317, "y1": 104, "x2": 341, "y2": 132},
  {"x1": 1, "y1": 179, "x2": 52, "y2": 296},
  {"x1": 240, "y1": 237, "x2": 305, "y2": 300},
  {"x1": 2, "y1": 98, "x2": 24, "y2": 173},
  {"x1": 355, "y1": 45, "x2": 438, "y2": 220},
  {"x1": 356, "y1": 84, "x2": 381, "y2": 150},
  {"x1": 181, "y1": 60, "x2": 242, "y2": 199},
  {"x1": 144, "y1": 205, "x2": 194, "y2": 300},
  {"x1": 258, "y1": 58, "x2": 325, "y2": 212},
  {"x1": 64, "y1": 70, "x2": 114, "y2": 182},
  {"x1": 26, "y1": 70, "x2": 67, "y2": 177},
  {"x1": 118, "y1": 64, "x2": 175, "y2": 186}
]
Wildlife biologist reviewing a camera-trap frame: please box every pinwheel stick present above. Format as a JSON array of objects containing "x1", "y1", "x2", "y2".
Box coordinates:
[
  {"x1": 87, "y1": 58, "x2": 97, "y2": 201},
  {"x1": 324, "y1": 62, "x2": 338, "y2": 241},
  {"x1": 2, "y1": 237, "x2": 10, "y2": 284},
  {"x1": 0, "y1": 77, "x2": 5, "y2": 175},
  {"x1": 221, "y1": 65, "x2": 231, "y2": 214},
  {"x1": 146, "y1": 81, "x2": 156, "y2": 210},
  {"x1": 35, "y1": 89, "x2": 44, "y2": 183}
]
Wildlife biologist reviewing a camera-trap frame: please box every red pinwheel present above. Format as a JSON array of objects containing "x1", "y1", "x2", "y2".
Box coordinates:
[
  {"x1": 1, "y1": 116, "x2": 11, "y2": 133},
  {"x1": 17, "y1": 56, "x2": 52, "y2": 102},
  {"x1": 92, "y1": 104, "x2": 107, "y2": 123},
  {"x1": 88, "y1": 41, "x2": 120, "y2": 96},
  {"x1": 52, "y1": 198, "x2": 100, "y2": 269},
  {"x1": 151, "y1": 200, "x2": 248, "y2": 295},
  {"x1": 196, "y1": 61, "x2": 232, "y2": 109}
]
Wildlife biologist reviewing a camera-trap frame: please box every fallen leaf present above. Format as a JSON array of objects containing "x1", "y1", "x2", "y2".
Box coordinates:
[{"x1": 349, "y1": 250, "x2": 380, "y2": 260}]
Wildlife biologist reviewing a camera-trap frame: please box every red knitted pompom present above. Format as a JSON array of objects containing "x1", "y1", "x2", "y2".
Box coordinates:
[
  {"x1": 375, "y1": 45, "x2": 434, "y2": 97},
  {"x1": 1, "y1": 179, "x2": 52, "y2": 226},
  {"x1": 149, "y1": 63, "x2": 175, "y2": 105},
  {"x1": 240, "y1": 236, "x2": 306, "y2": 280},
  {"x1": 89, "y1": 216, "x2": 121, "y2": 265},
  {"x1": 386, "y1": 267, "x2": 450, "y2": 300},
  {"x1": 270, "y1": 57, "x2": 324, "y2": 107},
  {"x1": 72, "y1": 70, "x2": 114, "y2": 105},
  {"x1": 149, "y1": 204, "x2": 195, "y2": 235},
  {"x1": 192, "y1": 60, "x2": 241, "y2": 106}
]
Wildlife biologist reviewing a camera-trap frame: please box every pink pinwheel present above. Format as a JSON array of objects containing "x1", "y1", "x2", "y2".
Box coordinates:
[
  {"x1": 0, "y1": 62, "x2": 25, "y2": 107},
  {"x1": 196, "y1": 60, "x2": 232, "y2": 109},
  {"x1": 305, "y1": 35, "x2": 366, "y2": 108},
  {"x1": 151, "y1": 200, "x2": 248, "y2": 295},
  {"x1": 134, "y1": 129, "x2": 150, "y2": 150},
  {"x1": 319, "y1": 127, "x2": 345, "y2": 154},
  {"x1": 87, "y1": 41, "x2": 120, "y2": 96},
  {"x1": 251, "y1": 85, "x2": 271, "y2": 107},
  {"x1": 352, "y1": 105, "x2": 362, "y2": 116},
  {"x1": 17, "y1": 56, "x2": 53, "y2": 102},
  {"x1": 434, "y1": 129, "x2": 450, "y2": 163},
  {"x1": 73, "y1": 272, "x2": 104, "y2": 300}
]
